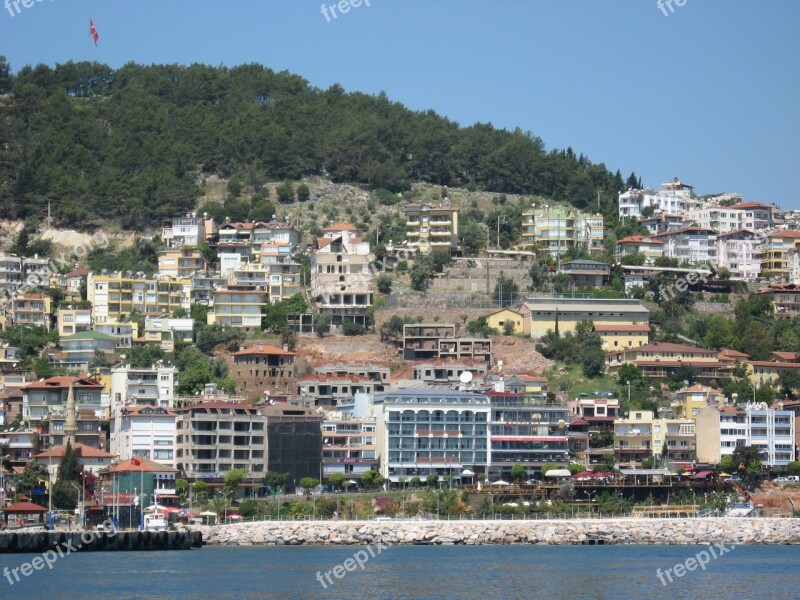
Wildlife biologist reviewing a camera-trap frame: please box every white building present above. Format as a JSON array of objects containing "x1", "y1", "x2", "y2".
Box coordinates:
[
  {"x1": 730, "y1": 202, "x2": 774, "y2": 231},
  {"x1": 685, "y1": 206, "x2": 743, "y2": 235},
  {"x1": 110, "y1": 363, "x2": 179, "y2": 411},
  {"x1": 161, "y1": 213, "x2": 212, "y2": 248},
  {"x1": 746, "y1": 404, "x2": 795, "y2": 467},
  {"x1": 651, "y1": 227, "x2": 717, "y2": 265},
  {"x1": 110, "y1": 405, "x2": 178, "y2": 468},
  {"x1": 618, "y1": 178, "x2": 703, "y2": 220},
  {"x1": 716, "y1": 230, "x2": 761, "y2": 281}
]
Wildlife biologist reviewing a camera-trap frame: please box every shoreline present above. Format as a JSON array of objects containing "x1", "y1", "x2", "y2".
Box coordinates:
[{"x1": 187, "y1": 517, "x2": 800, "y2": 547}]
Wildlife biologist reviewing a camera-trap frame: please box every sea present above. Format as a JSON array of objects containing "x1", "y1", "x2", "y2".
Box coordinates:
[{"x1": 0, "y1": 544, "x2": 797, "y2": 599}]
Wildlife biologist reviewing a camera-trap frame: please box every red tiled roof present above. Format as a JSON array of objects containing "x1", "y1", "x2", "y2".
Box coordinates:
[
  {"x1": 33, "y1": 443, "x2": 113, "y2": 460},
  {"x1": 316, "y1": 238, "x2": 334, "y2": 248},
  {"x1": 627, "y1": 342, "x2": 715, "y2": 354},
  {"x1": 616, "y1": 235, "x2": 665, "y2": 245},
  {"x1": 1, "y1": 500, "x2": 47, "y2": 513},
  {"x1": 729, "y1": 202, "x2": 773, "y2": 210},
  {"x1": 65, "y1": 268, "x2": 90, "y2": 278},
  {"x1": 106, "y1": 457, "x2": 177, "y2": 474},
  {"x1": 23, "y1": 377, "x2": 103, "y2": 390},
  {"x1": 771, "y1": 352, "x2": 797, "y2": 362},
  {"x1": 324, "y1": 223, "x2": 358, "y2": 232},
  {"x1": 719, "y1": 348, "x2": 750, "y2": 359},
  {"x1": 769, "y1": 230, "x2": 800, "y2": 239},
  {"x1": 650, "y1": 227, "x2": 716, "y2": 238},
  {"x1": 748, "y1": 361, "x2": 800, "y2": 369},
  {"x1": 231, "y1": 345, "x2": 295, "y2": 357}
]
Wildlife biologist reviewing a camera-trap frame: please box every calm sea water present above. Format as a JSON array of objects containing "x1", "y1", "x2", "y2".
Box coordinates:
[{"x1": 1, "y1": 544, "x2": 798, "y2": 599}]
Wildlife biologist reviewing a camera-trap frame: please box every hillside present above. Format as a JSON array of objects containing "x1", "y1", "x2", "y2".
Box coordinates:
[{"x1": 0, "y1": 59, "x2": 638, "y2": 230}]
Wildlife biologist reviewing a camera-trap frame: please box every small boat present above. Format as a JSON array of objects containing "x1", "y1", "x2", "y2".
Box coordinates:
[{"x1": 144, "y1": 513, "x2": 168, "y2": 532}]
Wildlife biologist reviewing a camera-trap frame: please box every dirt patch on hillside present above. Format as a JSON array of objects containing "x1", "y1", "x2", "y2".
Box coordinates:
[
  {"x1": 492, "y1": 336, "x2": 553, "y2": 375},
  {"x1": 750, "y1": 482, "x2": 800, "y2": 516}
]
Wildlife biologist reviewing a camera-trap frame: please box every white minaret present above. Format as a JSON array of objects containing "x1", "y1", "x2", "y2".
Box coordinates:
[{"x1": 64, "y1": 383, "x2": 78, "y2": 448}]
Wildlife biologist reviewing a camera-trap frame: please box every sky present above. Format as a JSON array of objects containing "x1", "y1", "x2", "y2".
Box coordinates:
[{"x1": 2, "y1": 0, "x2": 799, "y2": 208}]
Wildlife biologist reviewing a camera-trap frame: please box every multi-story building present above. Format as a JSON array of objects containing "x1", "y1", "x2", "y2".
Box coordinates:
[
  {"x1": 594, "y1": 323, "x2": 650, "y2": 352},
  {"x1": 404, "y1": 203, "x2": 460, "y2": 255},
  {"x1": 322, "y1": 393, "x2": 379, "y2": 484},
  {"x1": 402, "y1": 323, "x2": 492, "y2": 363},
  {"x1": 670, "y1": 384, "x2": 724, "y2": 419},
  {"x1": 87, "y1": 273, "x2": 190, "y2": 323},
  {"x1": 614, "y1": 410, "x2": 655, "y2": 467},
  {"x1": 94, "y1": 320, "x2": 136, "y2": 349},
  {"x1": 657, "y1": 418, "x2": 696, "y2": 465},
  {"x1": 56, "y1": 306, "x2": 92, "y2": 337},
  {"x1": 110, "y1": 405, "x2": 178, "y2": 468},
  {"x1": 651, "y1": 227, "x2": 717, "y2": 265},
  {"x1": 373, "y1": 388, "x2": 491, "y2": 483},
  {"x1": 618, "y1": 178, "x2": 702, "y2": 220},
  {"x1": 684, "y1": 206, "x2": 743, "y2": 234},
  {"x1": 229, "y1": 256, "x2": 301, "y2": 304},
  {"x1": 756, "y1": 230, "x2": 800, "y2": 279},
  {"x1": 189, "y1": 271, "x2": 227, "y2": 306},
  {"x1": 557, "y1": 260, "x2": 611, "y2": 287},
  {"x1": 22, "y1": 376, "x2": 105, "y2": 425},
  {"x1": 161, "y1": 213, "x2": 212, "y2": 249},
  {"x1": 298, "y1": 364, "x2": 390, "y2": 408},
  {"x1": 175, "y1": 401, "x2": 267, "y2": 480},
  {"x1": 615, "y1": 235, "x2": 665, "y2": 263},
  {"x1": 1, "y1": 429, "x2": 39, "y2": 466},
  {"x1": 33, "y1": 443, "x2": 114, "y2": 479},
  {"x1": 410, "y1": 359, "x2": 490, "y2": 386},
  {"x1": 64, "y1": 268, "x2": 90, "y2": 300},
  {"x1": 260, "y1": 403, "x2": 323, "y2": 489},
  {"x1": 110, "y1": 364, "x2": 179, "y2": 411},
  {"x1": 607, "y1": 342, "x2": 729, "y2": 383},
  {"x1": 569, "y1": 395, "x2": 620, "y2": 432},
  {"x1": 487, "y1": 390, "x2": 569, "y2": 481},
  {"x1": 520, "y1": 205, "x2": 604, "y2": 257},
  {"x1": 58, "y1": 331, "x2": 117, "y2": 368},
  {"x1": 40, "y1": 409, "x2": 105, "y2": 451},
  {"x1": 696, "y1": 403, "x2": 795, "y2": 467},
  {"x1": 716, "y1": 230, "x2": 761, "y2": 281},
  {"x1": 757, "y1": 283, "x2": 800, "y2": 320},
  {"x1": 207, "y1": 286, "x2": 267, "y2": 330},
  {"x1": 216, "y1": 221, "x2": 254, "y2": 260},
  {"x1": 730, "y1": 201, "x2": 774, "y2": 231},
  {"x1": 251, "y1": 221, "x2": 299, "y2": 252},
  {"x1": 0, "y1": 254, "x2": 23, "y2": 295},
  {"x1": 138, "y1": 316, "x2": 193, "y2": 351},
  {"x1": 519, "y1": 298, "x2": 649, "y2": 339},
  {"x1": 157, "y1": 248, "x2": 207, "y2": 279},
  {"x1": 230, "y1": 344, "x2": 296, "y2": 395},
  {"x1": 10, "y1": 293, "x2": 52, "y2": 329},
  {"x1": 639, "y1": 213, "x2": 686, "y2": 236},
  {"x1": 311, "y1": 228, "x2": 373, "y2": 329}
]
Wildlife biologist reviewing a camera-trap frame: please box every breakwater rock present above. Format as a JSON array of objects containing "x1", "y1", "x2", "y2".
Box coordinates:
[
  {"x1": 0, "y1": 530, "x2": 203, "y2": 553},
  {"x1": 187, "y1": 517, "x2": 800, "y2": 547}
]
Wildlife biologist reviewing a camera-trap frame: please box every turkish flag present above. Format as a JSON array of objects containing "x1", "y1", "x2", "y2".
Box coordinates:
[
  {"x1": 131, "y1": 457, "x2": 141, "y2": 466},
  {"x1": 89, "y1": 19, "x2": 99, "y2": 45}
]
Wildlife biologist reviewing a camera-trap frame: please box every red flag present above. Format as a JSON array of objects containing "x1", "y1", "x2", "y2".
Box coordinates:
[
  {"x1": 131, "y1": 457, "x2": 140, "y2": 466},
  {"x1": 89, "y1": 19, "x2": 99, "y2": 45}
]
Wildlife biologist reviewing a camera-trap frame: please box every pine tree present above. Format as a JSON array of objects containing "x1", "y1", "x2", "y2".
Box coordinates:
[{"x1": 56, "y1": 441, "x2": 82, "y2": 485}]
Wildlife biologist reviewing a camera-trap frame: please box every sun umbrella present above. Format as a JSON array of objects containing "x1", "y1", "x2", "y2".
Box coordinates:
[{"x1": 489, "y1": 480, "x2": 510, "y2": 486}]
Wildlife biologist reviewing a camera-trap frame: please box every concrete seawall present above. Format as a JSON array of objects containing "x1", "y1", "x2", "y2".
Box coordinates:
[
  {"x1": 0, "y1": 530, "x2": 203, "y2": 554},
  {"x1": 189, "y1": 518, "x2": 800, "y2": 546}
]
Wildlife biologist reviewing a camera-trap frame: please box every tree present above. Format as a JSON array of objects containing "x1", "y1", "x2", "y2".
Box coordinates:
[
  {"x1": 617, "y1": 363, "x2": 644, "y2": 385},
  {"x1": 494, "y1": 272, "x2": 519, "y2": 308},
  {"x1": 540, "y1": 463, "x2": 559, "y2": 477},
  {"x1": 777, "y1": 369, "x2": 800, "y2": 399},
  {"x1": 731, "y1": 445, "x2": 765, "y2": 488},
  {"x1": 589, "y1": 430, "x2": 614, "y2": 448},
  {"x1": 13, "y1": 461, "x2": 48, "y2": 497},
  {"x1": 262, "y1": 471, "x2": 288, "y2": 494},
  {"x1": 410, "y1": 476, "x2": 421, "y2": 488},
  {"x1": 175, "y1": 478, "x2": 189, "y2": 498},
  {"x1": 510, "y1": 464, "x2": 526, "y2": 484},
  {"x1": 299, "y1": 477, "x2": 319, "y2": 495},
  {"x1": 341, "y1": 320, "x2": 366, "y2": 336},
  {"x1": 703, "y1": 315, "x2": 734, "y2": 350},
  {"x1": 296, "y1": 183, "x2": 310, "y2": 202},
  {"x1": 238, "y1": 498, "x2": 259, "y2": 518},
  {"x1": 426, "y1": 473, "x2": 440, "y2": 488},
  {"x1": 313, "y1": 312, "x2": 331, "y2": 337},
  {"x1": 276, "y1": 181, "x2": 295, "y2": 204},
  {"x1": 192, "y1": 481, "x2": 209, "y2": 500},
  {"x1": 224, "y1": 468, "x2": 246, "y2": 495},
  {"x1": 787, "y1": 461, "x2": 800, "y2": 476},
  {"x1": 329, "y1": 472, "x2": 346, "y2": 491},
  {"x1": 362, "y1": 470, "x2": 384, "y2": 490},
  {"x1": 376, "y1": 274, "x2": 392, "y2": 294}
]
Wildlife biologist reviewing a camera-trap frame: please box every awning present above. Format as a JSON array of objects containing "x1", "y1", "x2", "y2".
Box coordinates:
[
  {"x1": 544, "y1": 469, "x2": 572, "y2": 477},
  {"x1": 692, "y1": 470, "x2": 713, "y2": 479},
  {"x1": 491, "y1": 437, "x2": 568, "y2": 443}
]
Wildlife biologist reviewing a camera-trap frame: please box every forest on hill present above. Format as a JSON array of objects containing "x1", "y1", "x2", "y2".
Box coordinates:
[{"x1": 0, "y1": 58, "x2": 639, "y2": 230}]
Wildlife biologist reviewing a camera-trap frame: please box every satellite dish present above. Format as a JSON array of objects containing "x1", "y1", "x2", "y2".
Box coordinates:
[{"x1": 459, "y1": 371, "x2": 473, "y2": 384}]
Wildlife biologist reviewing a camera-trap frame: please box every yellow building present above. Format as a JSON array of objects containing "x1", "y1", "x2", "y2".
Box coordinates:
[
  {"x1": 614, "y1": 410, "x2": 654, "y2": 467},
  {"x1": 157, "y1": 248, "x2": 207, "y2": 278},
  {"x1": 87, "y1": 273, "x2": 190, "y2": 322},
  {"x1": 607, "y1": 342, "x2": 728, "y2": 383},
  {"x1": 746, "y1": 360, "x2": 800, "y2": 386},
  {"x1": 520, "y1": 205, "x2": 604, "y2": 257},
  {"x1": 503, "y1": 374, "x2": 548, "y2": 395},
  {"x1": 594, "y1": 323, "x2": 650, "y2": 351},
  {"x1": 207, "y1": 286, "x2": 267, "y2": 331},
  {"x1": 520, "y1": 298, "x2": 649, "y2": 338},
  {"x1": 57, "y1": 306, "x2": 92, "y2": 337},
  {"x1": 758, "y1": 283, "x2": 800, "y2": 320},
  {"x1": 11, "y1": 293, "x2": 52, "y2": 329},
  {"x1": 670, "y1": 384, "x2": 724, "y2": 419},
  {"x1": 486, "y1": 308, "x2": 524, "y2": 335},
  {"x1": 404, "y1": 203, "x2": 459, "y2": 255},
  {"x1": 755, "y1": 230, "x2": 800, "y2": 279}
]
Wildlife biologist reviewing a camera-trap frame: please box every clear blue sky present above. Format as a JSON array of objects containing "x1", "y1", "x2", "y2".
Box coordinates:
[{"x1": 2, "y1": 0, "x2": 798, "y2": 207}]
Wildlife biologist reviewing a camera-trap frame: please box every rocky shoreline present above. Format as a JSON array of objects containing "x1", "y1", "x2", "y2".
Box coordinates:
[{"x1": 187, "y1": 517, "x2": 800, "y2": 546}]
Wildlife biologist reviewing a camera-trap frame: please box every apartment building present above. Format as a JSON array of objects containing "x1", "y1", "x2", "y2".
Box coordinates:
[
  {"x1": 696, "y1": 404, "x2": 795, "y2": 467},
  {"x1": 110, "y1": 363, "x2": 179, "y2": 411},
  {"x1": 161, "y1": 213, "x2": 212, "y2": 248},
  {"x1": 94, "y1": 320, "x2": 136, "y2": 349},
  {"x1": 757, "y1": 283, "x2": 800, "y2": 320},
  {"x1": 615, "y1": 235, "x2": 665, "y2": 263},
  {"x1": 56, "y1": 306, "x2": 92, "y2": 336},
  {"x1": 670, "y1": 384, "x2": 724, "y2": 419},
  {"x1": 716, "y1": 230, "x2": 761, "y2": 281},
  {"x1": 298, "y1": 363, "x2": 390, "y2": 408},
  {"x1": 252, "y1": 221, "x2": 299, "y2": 252},
  {"x1": 404, "y1": 203, "x2": 460, "y2": 255},
  {"x1": 410, "y1": 359, "x2": 490, "y2": 386},
  {"x1": 10, "y1": 293, "x2": 52, "y2": 329},
  {"x1": 520, "y1": 205, "x2": 604, "y2": 257},
  {"x1": 685, "y1": 206, "x2": 743, "y2": 234},
  {"x1": 87, "y1": 272, "x2": 190, "y2": 322},
  {"x1": 487, "y1": 390, "x2": 569, "y2": 481},
  {"x1": 730, "y1": 201, "x2": 774, "y2": 231},
  {"x1": 229, "y1": 255, "x2": 302, "y2": 303},
  {"x1": 157, "y1": 248, "x2": 207, "y2": 279},
  {"x1": 110, "y1": 405, "x2": 178, "y2": 468},
  {"x1": 64, "y1": 268, "x2": 89, "y2": 300},
  {"x1": 0, "y1": 254, "x2": 23, "y2": 295},
  {"x1": 519, "y1": 297, "x2": 649, "y2": 339},
  {"x1": 59, "y1": 331, "x2": 117, "y2": 368},
  {"x1": 322, "y1": 393, "x2": 379, "y2": 484},
  {"x1": 617, "y1": 178, "x2": 702, "y2": 220},
  {"x1": 639, "y1": 213, "x2": 686, "y2": 235},
  {"x1": 569, "y1": 396, "x2": 619, "y2": 431},
  {"x1": 607, "y1": 342, "x2": 729, "y2": 383},
  {"x1": 557, "y1": 260, "x2": 611, "y2": 287},
  {"x1": 175, "y1": 401, "x2": 267, "y2": 480},
  {"x1": 373, "y1": 389, "x2": 491, "y2": 483},
  {"x1": 207, "y1": 286, "x2": 267, "y2": 330},
  {"x1": 594, "y1": 323, "x2": 650, "y2": 351},
  {"x1": 614, "y1": 410, "x2": 654, "y2": 467},
  {"x1": 756, "y1": 230, "x2": 800, "y2": 279},
  {"x1": 657, "y1": 418, "x2": 696, "y2": 465},
  {"x1": 216, "y1": 221, "x2": 254, "y2": 260},
  {"x1": 40, "y1": 409, "x2": 105, "y2": 451},
  {"x1": 22, "y1": 377, "x2": 105, "y2": 425},
  {"x1": 189, "y1": 271, "x2": 227, "y2": 306},
  {"x1": 137, "y1": 316, "x2": 193, "y2": 352},
  {"x1": 1, "y1": 429, "x2": 39, "y2": 466},
  {"x1": 402, "y1": 323, "x2": 492, "y2": 363},
  {"x1": 651, "y1": 227, "x2": 717, "y2": 265}
]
